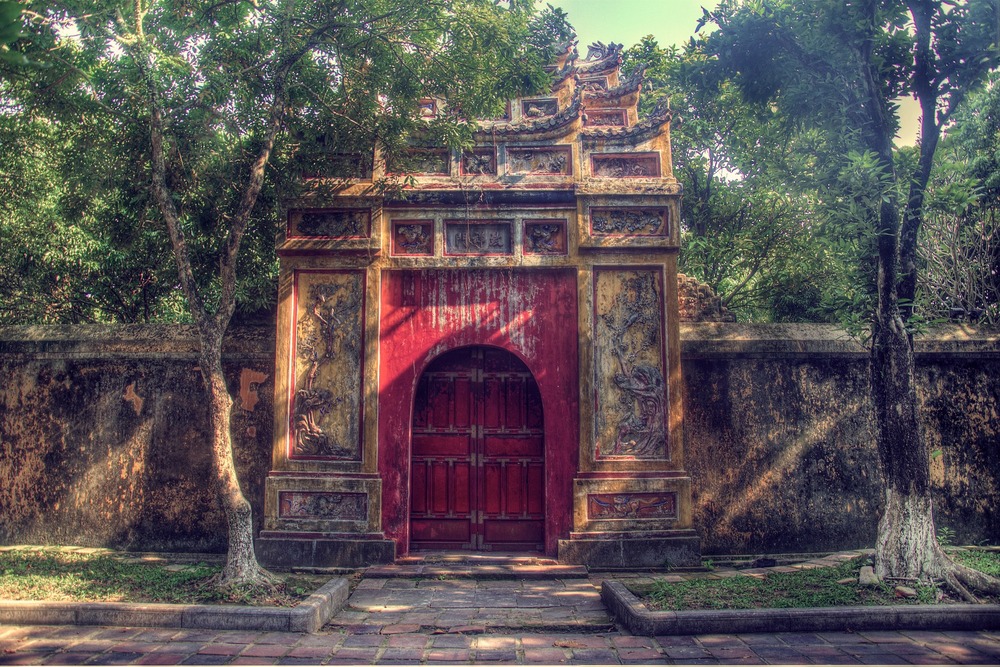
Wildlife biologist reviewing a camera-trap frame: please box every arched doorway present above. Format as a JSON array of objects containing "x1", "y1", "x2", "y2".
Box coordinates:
[{"x1": 409, "y1": 346, "x2": 545, "y2": 552}]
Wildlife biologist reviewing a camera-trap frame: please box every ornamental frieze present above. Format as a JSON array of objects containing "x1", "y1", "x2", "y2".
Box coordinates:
[
  {"x1": 278, "y1": 491, "x2": 368, "y2": 521},
  {"x1": 594, "y1": 269, "x2": 667, "y2": 460},
  {"x1": 584, "y1": 110, "x2": 627, "y2": 127},
  {"x1": 591, "y1": 208, "x2": 668, "y2": 236},
  {"x1": 587, "y1": 493, "x2": 677, "y2": 520},
  {"x1": 507, "y1": 146, "x2": 571, "y2": 175},
  {"x1": 291, "y1": 270, "x2": 364, "y2": 460},
  {"x1": 591, "y1": 153, "x2": 661, "y2": 178},
  {"x1": 292, "y1": 209, "x2": 371, "y2": 238}
]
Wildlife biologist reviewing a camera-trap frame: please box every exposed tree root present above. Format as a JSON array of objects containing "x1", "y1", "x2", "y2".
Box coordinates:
[
  {"x1": 926, "y1": 546, "x2": 1000, "y2": 604},
  {"x1": 208, "y1": 560, "x2": 279, "y2": 593}
]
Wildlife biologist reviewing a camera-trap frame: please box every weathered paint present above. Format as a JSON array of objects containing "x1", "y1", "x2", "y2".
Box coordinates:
[{"x1": 378, "y1": 269, "x2": 578, "y2": 556}]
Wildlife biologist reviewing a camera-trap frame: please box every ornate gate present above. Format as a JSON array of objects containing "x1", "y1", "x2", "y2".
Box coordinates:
[{"x1": 410, "y1": 347, "x2": 545, "y2": 551}]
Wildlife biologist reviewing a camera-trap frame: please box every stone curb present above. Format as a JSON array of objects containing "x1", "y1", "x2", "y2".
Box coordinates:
[
  {"x1": 602, "y1": 580, "x2": 1000, "y2": 636},
  {"x1": 365, "y1": 564, "x2": 589, "y2": 579},
  {"x1": 0, "y1": 577, "x2": 349, "y2": 634}
]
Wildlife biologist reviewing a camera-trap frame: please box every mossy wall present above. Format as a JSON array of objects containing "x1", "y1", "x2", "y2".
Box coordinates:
[{"x1": 1, "y1": 323, "x2": 996, "y2": 555}]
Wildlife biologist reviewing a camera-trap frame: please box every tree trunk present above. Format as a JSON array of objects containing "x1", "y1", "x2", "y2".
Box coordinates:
[{"x1": 200, "y1": 332, "x2": 272, "y2": 587}]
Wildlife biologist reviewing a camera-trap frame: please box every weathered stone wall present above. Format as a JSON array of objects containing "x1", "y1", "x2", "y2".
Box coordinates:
[
  {"x1": 0, "y1": 326, "x2": 274, "y2": 553},
  {"x1": 683, "y1": 323, "x2": 1000, "y2": 555},
  {"x1": 1, "y1": 323, "x2": 996, "y2": 555}
]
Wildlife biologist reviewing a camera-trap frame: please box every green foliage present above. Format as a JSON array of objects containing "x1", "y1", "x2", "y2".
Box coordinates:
[
  {"x1": 0, "y1": 0, "x2": 557, "y2": 325},
  {"x1": 951, "y1": 549, "x2": 1000, "y2": 577}
]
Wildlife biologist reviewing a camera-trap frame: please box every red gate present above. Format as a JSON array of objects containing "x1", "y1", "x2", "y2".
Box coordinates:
[{"x1": 410, "y1": 347, "x2": 545, "y2": 551}]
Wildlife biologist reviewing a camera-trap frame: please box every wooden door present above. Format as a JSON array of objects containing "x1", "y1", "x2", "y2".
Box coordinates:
[{"x1": 410, "y1": 347, "x2": 545, "y2": 551}]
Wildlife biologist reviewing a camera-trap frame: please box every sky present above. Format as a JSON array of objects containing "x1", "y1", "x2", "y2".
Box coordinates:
[{"x1": 546, "y1": 0, "x2": 920, "y2": 145}]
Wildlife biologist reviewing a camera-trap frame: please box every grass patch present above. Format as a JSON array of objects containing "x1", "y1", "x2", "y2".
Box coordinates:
[
  {"x1": 640, "y1": 551, "x2": 1000, "y2": 611},
  {"x1": 0, "y1": 549, "x2": 323, "y2": 606},
  {"x1": 952, "y1": 549, "x2": 1000, "y2": 578}
]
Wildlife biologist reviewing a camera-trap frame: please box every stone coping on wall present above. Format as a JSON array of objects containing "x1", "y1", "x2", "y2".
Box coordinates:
[
  {"x1": 1, "y1": 322, "x2": 996, "y2": 361},
  {"x1": 680, "y1": 323, "x2": 1000, "y2": 360},
  {"x1": 0, "y1": 324, "x2": 274, "y2": 360}
]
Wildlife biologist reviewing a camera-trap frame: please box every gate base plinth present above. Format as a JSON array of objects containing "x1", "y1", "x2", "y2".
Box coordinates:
[
  {"x1": 257, "y1": 532, "x2": 395, "y2": 569},
  {"x1": 558, "y1": 530, "x2": 701, "y2": 569}
]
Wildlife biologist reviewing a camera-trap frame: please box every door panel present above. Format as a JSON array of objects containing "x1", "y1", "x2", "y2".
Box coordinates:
[{"x1": 410, "y1": 347, "x2": 544, "y2": 551}]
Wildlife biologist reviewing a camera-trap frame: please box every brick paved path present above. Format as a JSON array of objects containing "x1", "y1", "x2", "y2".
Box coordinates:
[{"x1": 3, "y1": 623, "x2": 1000, "y2": 664}]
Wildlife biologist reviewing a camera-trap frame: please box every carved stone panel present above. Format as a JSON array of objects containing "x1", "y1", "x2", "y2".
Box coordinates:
[
  {"x1": 394, "y1": 149, "x2": 449, "y2": 175},
  {"x1": 291, "y1": 270, "x2": 365, "y2": 460},
  {"x1": 591, "y1": 208, "x2": 668, "y2": 237},
  {"x1": 580, "y1": 77, "x2": 609, "y2": 92},
  {"x1": 584, "y1": 109, "x2": 628, "y2": 127},
  {"x1": 587, "y1": 492, "x2": 677, "y2": 520},
  {"x1": 445, "y1": 221, "x2": 512, "y2": 255},
  {"x1": 591, "y1": 152, "x2": 661, "y2": 178},
  {"x1": 524, "y1": 220, "x2": 567, "y2": 255},
  {"x1": 278, "y1": 491, "x2": 368, "y2": 521},
  {"x1": 392, "y1": 221, "x2": 434, "y2": 256},
  {"x1": 507, "y1": 146, "x2": 572, "y2": 175},
  {"x1": 291, "y1": 209, "x2": 371, "y2": 239},
  {"x1": 593, "y1": 268, "x2": 668, "y2": 460},
  {"x1": 460, "y1": 149, "x2": 497, "y2": 176},
  {"x1": 521, "y1": 98, "x2": 559, "y2": 118}
]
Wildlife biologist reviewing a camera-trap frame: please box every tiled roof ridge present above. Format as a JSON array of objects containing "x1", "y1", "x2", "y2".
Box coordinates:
[
  {"x1": 476, "y1": 91, "x2": 583, "y2": 137},
  {"x1": 583, "y1": 64, "x2": 646, "y2": 101},
  {"x1": 582, "y1": 97, "x2": 671, "y2": 139}
]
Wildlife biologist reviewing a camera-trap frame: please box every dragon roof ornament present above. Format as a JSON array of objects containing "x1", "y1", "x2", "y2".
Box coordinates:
[{"x1": 583, "y1": 64, "x2": 647, "y2": 101}]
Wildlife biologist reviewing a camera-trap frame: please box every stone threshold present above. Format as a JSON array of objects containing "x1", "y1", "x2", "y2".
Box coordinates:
[
  {"x1": 365, "y1": 563, "x2": 588, "y2": 579},
  {"x1": 0, "y1": 578, "x2": 349, "y2": 634}
]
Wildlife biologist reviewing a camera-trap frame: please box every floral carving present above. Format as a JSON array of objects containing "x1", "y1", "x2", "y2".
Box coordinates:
[
  {"x1": 279, "y1": 492, "x2": 368, "y2": 521},
  {"x1": 293, "y1": 274, "x2": 363, "y2": 459},
  {"x1": 591, "y1": 208, "x2": 667, "y2": 236},
  {"x1": 595, "y1": 270, "x2": 666, "y2": 459}
]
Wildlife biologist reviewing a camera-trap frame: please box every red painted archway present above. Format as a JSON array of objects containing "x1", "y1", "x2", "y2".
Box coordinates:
[{"x1": 379, "y1": 269, "x2": 578, "y2": 556}]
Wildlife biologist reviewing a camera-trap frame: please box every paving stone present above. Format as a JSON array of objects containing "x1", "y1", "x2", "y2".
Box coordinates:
[
  {"x1": 343, "y1": 634, "x2": 384, "y2": 647},
  {"x1": 331, "y1": 647, "x2": 381, "y2": 662},
  {"x1": 661, "y1": 646, "x2": 714, "y2": 659},
  {"x1": 475, "y1": 648, "x2": 518, "y2": 661},
  {"x1": 524, "y1": 648, "x2": 568, "y2": 662},
  {"x1": 254, "y1": 633, "x2": 302, "y2": 645},
  {"x1": 44, "y1": 653, "x2": 98, "y2": 665},
  {"x1": 379, "y1": 647, "x2": 424, "y2": 661},
  {"x1": 89, "y1": 652, "x2": 147, "y2": 665},
  {"x1": 381, "y1": 624, "x2": 422, "y2": 635},
  {"x1": 274, "y1": 658, "x2": 320, "y2": 665},
  {"x1": 181, "y1": 656, "x2": 228, "y2": 666},
  {"x1": 385, "y1": 635, "x2": 426, "y2": 648},
  {"x1": 856, "y1": 654, "x2": 910, "y2": 665},
  {"x1": 229, "y1": 658, "x2": 277, "y2": 665},
  {"x1": 425, "y1": 648, "x2": 472, "y2": 661},
  {"x1": 150, "y1": 643, "x2": 204, "y2": 654},
  {"x1": 618, "y1": 647, "x2": 663, "y2": 661},
  {"x1": 565, "y1": 648, "x2": 620, "y2": 663},
  {"x1": 240, "y1": 644, "x2": 288, "y2": 658},
  {"x1": 197, "y1": 643, "x2": 245, "y2": 656},
  {"x1": 0, "y1": 653, "x2": 52, "y2": 666},
  {"x1": 125, "y1": 653, "x2": 190, "y2": 666}
]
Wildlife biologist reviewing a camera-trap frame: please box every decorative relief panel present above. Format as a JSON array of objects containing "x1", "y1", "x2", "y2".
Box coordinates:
[
  {"x1": 521, "y1": 98, "x2": 559, "y2": 118},
  {"x1": 291, "y1": 209, "x2": 371, "y2": 239},
  {"x1": 593, "y1": 269, "x2": 667, "y2": 460},
  {"x1": 461, "y1": 149, "x2": 497, "y2": 176},
  {"x1": 395, "y1": 149, "x2": 449, "y2": 175},
  {"x1": 524, "y1": 220, "x2": 567, "y2": 255},
  {"x1": 580, "y1": 77, "x2": 609, "y2": 92},
  {"x1": 591, "y1": 208, "x2": 668, "y2": 237},
  {"x1": 291, "y1": 270, "x2": 364, "y2": 460},
  {"x1": 507, "y1": 146, "x2": 572, "y2": 175},
  {"x1": 591, "y1": 152, "x2": 661, "y2": 178},
  {"x1": 587, "y1": 493, "x2": 677, "y2": 520},
  {"x1": 392, "y1": 222, "x2": 434, "y2": 255},
  {"x1": 445, "y1": 221, "x2": 512, "y2": 255},
  {"x1": 584, "y1": 109, "x2": 627, "y2": 127},
  {"x1": 278, "y1": 491, "x2": 368, "y2": 520}
]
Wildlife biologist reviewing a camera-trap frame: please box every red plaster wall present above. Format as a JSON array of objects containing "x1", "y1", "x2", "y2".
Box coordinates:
[{"x1": 379, "y1": 269, "x2": 579, "y2": 555}]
